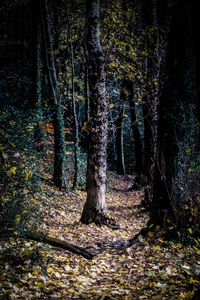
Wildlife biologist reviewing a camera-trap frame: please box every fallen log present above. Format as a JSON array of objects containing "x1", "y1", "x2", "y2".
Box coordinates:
[{"x1": 0, "y1": 230, "x2": 94, "y2": 260}]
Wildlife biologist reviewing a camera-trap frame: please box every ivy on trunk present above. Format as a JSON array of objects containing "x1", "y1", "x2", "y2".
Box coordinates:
[{"x1": 80, "y1": 0, "x2": 108, "y2": 225}]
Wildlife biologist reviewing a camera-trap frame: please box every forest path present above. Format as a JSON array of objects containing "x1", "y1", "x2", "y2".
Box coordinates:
[
  {"x1": 0, "y1": 174, "x2": 199, "y2": 299},
  {"x1": 38, "y1": 173, "x2": 148, "y2": 256}
]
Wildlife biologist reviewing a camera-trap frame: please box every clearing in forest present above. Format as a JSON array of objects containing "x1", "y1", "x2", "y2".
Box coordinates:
[{"x1": 0, "y1": 174, "x2": 200, "y2": 299}]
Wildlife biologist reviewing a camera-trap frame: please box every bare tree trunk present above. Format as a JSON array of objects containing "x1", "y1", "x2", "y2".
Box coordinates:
[
  {"x1": 66, "y1": 4, "x2": 79, "y2": 191},
  {"x1": 127, "y1": 82, "x2": 144, "y2": 189},
  {"x1": 84, "y1": 63, "x2": 90, "y2": 124},
  {"x1": 127, "y1": 82, "x2": 143, "y2": 176},
  {"x1": 81, "y1": 0, "x2": 108, "y2": 225},
  {"x1": 116, "y1": 81, "x2": 126, "y2": 176}
]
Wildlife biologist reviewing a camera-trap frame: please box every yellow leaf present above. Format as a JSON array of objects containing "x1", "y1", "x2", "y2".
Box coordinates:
[
  {"x1": 188, "y1": 228, "x2": 192, "y2": 234},
  {"x1": 47, "y1": 267, "x2": 53, "y2": 274},
  {"x1": 0, "y1": 274, "x2": 6, "y2": 281},
  {"x1": 193, "y1": 247, "x2": 199, "y2": 251},
  {"x1": 68, "y1": 289, "x2": 76, "y2": 294},
  {"x1": 25, "y1": 169, "x2": 32, "y2": 180},
  {"x1": 109, "y1": 103, "x2": 114, "y2": 108},
  {"x1": 148, "y1": 231, "x2": 154, "y2": 237},
  {"x1": 23, "y1": 250, "x2": 31, "y2": 256},
  {"x1": 124, "y1": 114, "x2": 128, "y2": 117},
  {"x1": 47, "y1": 280, "x2": 57, "y2": 286},
  {"x1": 186, "y1": 148, "x2": 191, "y2": 153},
  {"x1": 9, "y1": 142, "x2": 16, "y2": 147},
  {"x1": 32, "y1": 266, "x2": 40, "y2": 276},
  {"x1": 59, "y1": 282, "x2": 66, "y2": 288},
  {"x1": 15, "y1": 215, "x2": 21, "y2": 223},
  {"x1": 34, "y1": 281, "x2": 43, "y2": 287},
  {"x1": 10, "y1": 167, "x2": 17, "y2": 175},
  {"x1": 152, "y1": 246, "x2": 160, "y2": 250},
  {"x1": 176, "y1": 243, "x2": 182, "y2": 248}
]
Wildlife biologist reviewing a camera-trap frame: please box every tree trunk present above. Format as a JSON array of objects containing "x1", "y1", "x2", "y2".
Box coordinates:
[
  {"x1": 84, "y1": 63, "x2": 90, "y2": 125},
  {"x1": 81, "y1": 0, "x2": 108, "y2": 225},
  {"x1": 142, "y1": 0, "x2": 160, "y2": 204},
  {"x1": 127, "y1": 82, "x2": 143, "y2": 176},
  {"x1": 127, "y1": 82, "x2": 144, "y2": 189},
  {"x1": 66, "y1": 5, "x2": 79, "y2": 191},
  {"x1": 116, "y1": 81, "x2": 126, "y2": 176},
  {"x1": 41, "y1": 0, "x2": 68, "y2": 190},
  {"x1": 31, "y1": 0, "x2": 43, "y2": 151},
  {"x1": 71, "y1": 45, "x2": 79, "y2": 191},
  {"x1": 152, "y1": 1, "x2": 197, "y2": 226}
]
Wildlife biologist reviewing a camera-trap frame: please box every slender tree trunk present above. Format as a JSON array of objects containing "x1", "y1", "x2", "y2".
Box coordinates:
[
  {"x1": 109, "y1": 107, "x2": 117, "y2": 161},
  {"x1": 66, "y1": 5, "x2": 79, "y2": 191},
  {"x1": 31, "y1": 0, "x2": 43, "y2": 151},
  {"x1": 41, "y1": 0, "x2": 68, "y2": 190},
  {"x1": 84, "y1": 63, "x2": 90, "y2": 124},
  {"x1": 116, "y1": 81, "x2": 126, "y2": 176},
  {"x1": 82, "y1": 62, "x2": 90, "y2": 151},
  {"x1": 142, "y1": 0, "x2": 160, "y2": 204},
  {"x1": 127, "y1": 82, "x2": 143, "y2": 176},
  {"x1": 71, "y1": 45, "x2": 79, "y2": 191},
  {"x1": 81, "y1": 0, "x2": 108, "y2": 225}
]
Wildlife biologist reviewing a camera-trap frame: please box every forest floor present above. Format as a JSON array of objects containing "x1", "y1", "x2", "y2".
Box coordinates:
[{"x1": 1, "y1": 173, "x2": 200, "y2": 299}]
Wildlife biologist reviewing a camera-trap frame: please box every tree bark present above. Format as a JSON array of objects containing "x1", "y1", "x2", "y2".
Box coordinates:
[{"x1": 81, "y1": 0, "x2": 108, "y2": 225}]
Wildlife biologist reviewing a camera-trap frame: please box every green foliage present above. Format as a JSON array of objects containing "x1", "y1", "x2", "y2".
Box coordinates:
[{"x1": 0, "y1": 105, "x2": 41, "y2": 233}]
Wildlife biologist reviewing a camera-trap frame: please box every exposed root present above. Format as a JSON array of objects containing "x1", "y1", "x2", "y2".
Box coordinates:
[
  {"x1": 80, "y1": 208, "x2": 119, "y2": 229},
  {"x1": 0, "y1": 230, "x2": 94, "y2": 260}
]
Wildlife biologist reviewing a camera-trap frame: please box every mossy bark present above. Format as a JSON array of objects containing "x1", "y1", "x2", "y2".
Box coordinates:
[{"x1": 81, "y1": 0, "x2": 108, "y2": 225}]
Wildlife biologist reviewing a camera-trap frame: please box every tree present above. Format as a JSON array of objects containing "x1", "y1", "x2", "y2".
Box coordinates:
[
  {"x1": 115, "y1": 81, "x2": 126, "y2": 176},
  {"x1": 30, "y1": 0, "x2": 43, "y2": 151},
  {"x1": 151, "y1": 0, "x2": 198, "y2": 228},
  {"x1": 127, "y1": 81, "x2": 144, "y2": 188},
  {"x1": 41, "y1": 0, "x2": 68, "y2": 190},
  {"x1": 80, "y1": 0, "x2": 109, "y2": 225},
  {"x1": 66, "y1": 2, "x2": 79, "y2": 191},
  {"x1": 141, "y1": 0, "x2": 162, "y2": 205}
]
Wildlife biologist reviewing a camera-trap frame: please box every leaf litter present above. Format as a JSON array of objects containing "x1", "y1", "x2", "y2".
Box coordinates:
[{"x1": 0, "y1": 174, "x2": 200, "y2": 299}]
